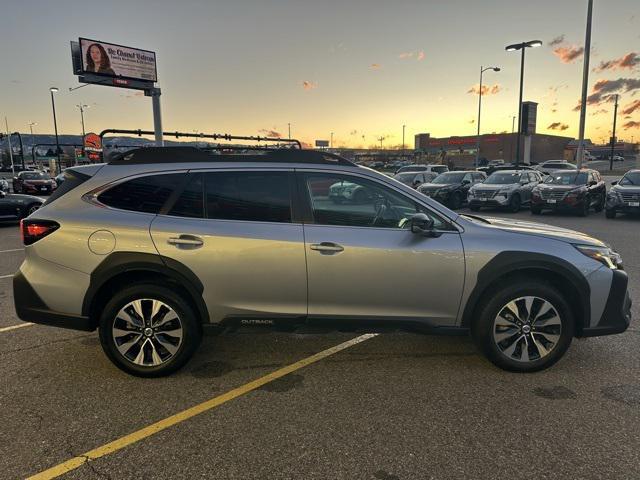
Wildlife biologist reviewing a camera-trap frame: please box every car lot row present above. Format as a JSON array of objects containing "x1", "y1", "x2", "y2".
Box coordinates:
[{"x1": 387, "y1": 164, "x2": 640, "y2": 219}]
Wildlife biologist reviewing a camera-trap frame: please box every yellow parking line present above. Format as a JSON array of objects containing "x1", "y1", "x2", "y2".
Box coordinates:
[
  {"x1": 0, "y1": 322, "x2": 34, "y2": 333},
  {"x1": 27, "y1": 333, "x2": 378, "y2": 480}
]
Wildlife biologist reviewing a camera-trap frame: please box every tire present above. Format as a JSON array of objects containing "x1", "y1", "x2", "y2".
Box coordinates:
[
  {"x1": 578, "y1": 199, "x2": 589, "y2": 217},
  {"x1": 605, "y1": 208, "x2": 616, "y2": 219},
  {"x1": 450, "y1": 192, "x2": 463, "y2": 210},
  {"x1": 99, "y1": 283, "x2": 202, "y2": 377},
  {"x1": 469, "y1": 205, "x2": 481, "y2": 212},
  {"x1": 471, "y1": 281, "x2": 574, "y2": 372},
  {"x1": 531, "y1": 206, "x2": 542, "y2": 215},
  {"x1": 508, "y1": 194, "x2": 521, "y2": 213},
  {"x1": 594, "y1": 194, "x2": 604, "y2": 213},
  {"x1": 25, "y1": 203, "x2": 40, "y2": 217}
]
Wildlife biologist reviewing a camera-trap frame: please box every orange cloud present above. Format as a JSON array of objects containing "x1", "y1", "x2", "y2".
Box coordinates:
[
  {"x1": 621, "y1": 99, "x2": 640, "y2": 115},
  {"x1": 548, "y1": 122, "x2": 569, "y2": 131},
  {"x1": 258, "y1": 129, "x2": 282, "y2": 138},
  {"x1": 553, "y1": 45, "x2": 584, "y2": 63},
  {"x1": 590, "y1": 108, "x2": 608, "y2": 116},
  {"x1": 573, "y1": 77, "x2": 640, "y2": 110},
  {"x1": 467, "y1": 84, "x2": 501, "y2": 95},
  {"x1": 398, "y1": 52, "x2": 413, "y2": 59},
  {"x1": 622, "y1": 120, "x2": 640, "y2": 130},
  {"x1": 417, "y1": 51, "x2": 425, "y2": 61},
  {"x1": 594, "y1": 52, "x2": 640, "y2": 72},
  {"x1": 370, "y1": 63, "x2": 381, "y2": 70},
  {"x1": 548, "y1": 35, "x2": 565, "y2": 47},
  {"x1": 302, "y1": 81, "x2": 317, "y2": 91}
]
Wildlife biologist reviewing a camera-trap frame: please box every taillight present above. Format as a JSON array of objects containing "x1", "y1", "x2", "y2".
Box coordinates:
[{"x1": 20, "y1": 219, "x2": 60, "y2": 246}]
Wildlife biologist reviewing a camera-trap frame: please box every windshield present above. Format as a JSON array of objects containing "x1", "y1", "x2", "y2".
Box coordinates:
[
  {"x1": 620, "y1": 172, "x2": 640, "y2": 186},
  {"x1": 397, "y1": 165, "x2": 426, "y2": 173},
  {"x1": 432, "y1": 172, "x2": 466, "y2": 184},
  {"x1": 394, "y1": 172, "x2": 418, "y2": 183},
  {"x1": 544, "y1": 172, "x2": 587, "y2": 185},
  {"x1": 22, "y1": 172, "x2": 48, "y2": 180},
  {"x1": 485, "y1": 172, "x2": 520, "y2": 184}
]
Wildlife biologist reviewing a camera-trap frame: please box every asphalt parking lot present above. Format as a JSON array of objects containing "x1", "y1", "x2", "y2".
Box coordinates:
[{"x1": 1, "y1": 205, "x2": 639, "y2": 479}]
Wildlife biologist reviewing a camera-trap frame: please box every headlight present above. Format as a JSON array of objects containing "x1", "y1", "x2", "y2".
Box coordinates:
[
  {"x1": 468, "y1": 189, "x2": 475, "y2": 197},
  {"x1": 574, "y1": 244, "x2": 623, "y2": 269}
]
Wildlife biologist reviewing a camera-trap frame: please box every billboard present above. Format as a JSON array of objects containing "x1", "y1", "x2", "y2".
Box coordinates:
[
  {"x1": 315, "y1": 140, "x2": 329, "y2": 147},
  {"x1": 80, "y1": 38, "x2": 157, "y2": 82},
  {"x1": 83, "y1": 133, "x2": 103, "y2": 162}
]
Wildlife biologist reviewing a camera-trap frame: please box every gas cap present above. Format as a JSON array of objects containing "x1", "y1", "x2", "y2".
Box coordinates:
[{"x1": 88, "y1": 230, "x2": 116, "y2": 255}]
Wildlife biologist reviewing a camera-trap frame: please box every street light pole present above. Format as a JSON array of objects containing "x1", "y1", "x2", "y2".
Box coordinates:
[
  {"x1": 576, "y1": 0, "x2": 594, "y2": 169},
  {"x1": 330, "y1": 132, "x2": 333, "y2": 149},
  {"x1": 50, "y1": 87, "x2": 61, "y2": 174},
  {"x1": 402, "y1": 124, "x2": 406, "y2": 159},
  {"x1": 475, "y1": 66, "x2": 500, "y2": 167},
  {"x1": 609, "y1": 94, "x2": 619, "y2": 171},
  {"x1": 76, "y1": 104, "x2": 88, "y2": 139},
  {"x1": 506, "y1": 40, "x2": 542, "y2": 168},
  {"x1": 288, "y1": 123, "x2": 291, "y2": 139}
]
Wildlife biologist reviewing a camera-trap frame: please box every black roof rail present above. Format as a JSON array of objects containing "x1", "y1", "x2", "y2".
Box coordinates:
[{"x1": 107, "y1": 146, "x2": 356, "y2": 166}]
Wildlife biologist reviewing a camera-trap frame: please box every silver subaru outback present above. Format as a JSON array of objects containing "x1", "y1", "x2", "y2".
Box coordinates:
[{"x1": 14, "y1": 147, "x2": 631, "y2": 376}]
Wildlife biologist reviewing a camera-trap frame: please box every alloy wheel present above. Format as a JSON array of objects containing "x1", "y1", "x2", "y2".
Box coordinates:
[
  {"x1": 112, "y1": 298, "x2": 184, "y2": 367},
  {"x1": 492, "y1": 296, "x2": 562, "y2": 363}
]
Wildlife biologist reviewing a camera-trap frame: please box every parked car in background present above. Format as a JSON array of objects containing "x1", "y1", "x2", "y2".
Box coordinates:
[
  {"x1": 396, "y1": 164, "x2": 449, "y2": 175},
  {"x1": 535, "y1": 160, "x2": 577, "y2": 175},
  {"x1": 478, "y1": 163, "x2": 538, "y2": 176},
  {"x1": 418, "y1": 171, "x2": 486, "y2": 209},
  {"x1": 531, "y1": 169, "x2": 606, "y2": 216},
  {"x1": 611, "y1": 155, "x2": 625, "y2": 162},
  {"x1": 54, "y1": 172, "x2": 66, "y2": 187},
  {"x1": 468, "y1": 170, "x2": 544, "y2": 213},
  {"x1": 0, "y1": 178, "x2": 9, "y2": 192},
  {"x1": 12, "y1": 171, "x2": 57, "y2": 195},
  {"x1": 0, "y1": 190, "x2": 42, "y2": 221},
  {"x1": 393, "y1": 171, "x2": 438, "y2": 189},
  {"x1": 606, "y1": 169, "x2": 640, "y2": 219}
]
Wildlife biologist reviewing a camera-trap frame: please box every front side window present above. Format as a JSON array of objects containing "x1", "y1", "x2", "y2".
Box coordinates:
[
  {"x1": 305, "y1": 173, "x2": 451, "y2": 230},
  {"x1": 169, "y1": 174, "x2": 204, "y2": 218},
  {"x1": 204, "y1": 171, "x2": 292, "y2": 223},
  {"x1": 98, "y1": 173, "x2": 182, "y2": 213}
]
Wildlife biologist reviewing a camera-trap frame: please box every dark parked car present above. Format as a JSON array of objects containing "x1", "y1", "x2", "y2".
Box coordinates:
[
  {"x1": 417, "y1": 171, "x2": 486, "y2": 209},
  {"x1": 606, "y1": 169, "x2": 640, "y2": 219},
  {"x1": 531, "y1": 169, "x2": 606, "y2": 216},
  {"x1": 0, "y1": 190, "x2": 43, "y2": 221},
  {"x1": 468, "y1": 170, "x2": 543, "y2": 212},
  {"x1": 12, "y1": 171, "x2": 57, "y2": 195},
  {"x1": 478, "y1": 163, "x2": 538, "y2": 176},
  {"x1": 393, "y1": 171, "x2": 438, "y2": 189}
]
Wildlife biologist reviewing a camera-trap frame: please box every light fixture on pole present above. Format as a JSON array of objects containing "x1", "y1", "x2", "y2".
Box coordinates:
[
  {"x1": 505, "y1": 40, "x2": 542, "y2": 167},
  {"x1": 474, "y1": 66, "x2": 500, "y2": 167},
  {"x1": 75, "y1": 104, "x2": 89, "y2": 139},
  {"x1": 49, "y1": 87, "x2": 61, "y2": 173}
]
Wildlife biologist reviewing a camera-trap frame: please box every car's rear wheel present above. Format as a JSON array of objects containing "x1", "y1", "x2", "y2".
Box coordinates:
[
  {"x1": 99, "y1": 283, "x2": 202, "y2": 377},
  {"x1": 594, "y1": 194, "x2": 605, "y2": 213},
  {"x1": 471, "y1": 281, "x2": 574, "y2": 372},
  {"x1": 26, "y1": 203, "x2": 40, "y2": 217}
]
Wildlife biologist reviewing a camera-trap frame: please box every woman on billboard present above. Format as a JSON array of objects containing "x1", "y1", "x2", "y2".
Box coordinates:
[{"x1": 85, "y1": 43, "x2": 115, "y2": 75}]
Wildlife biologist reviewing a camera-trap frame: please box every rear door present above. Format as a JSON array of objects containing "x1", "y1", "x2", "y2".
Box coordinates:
[
  {"x1": 150, "y1": 169, "x2": 307, "y2": 323},
  {"x1": 299, "y1": 170, "x2": 465, "y2": 326}
]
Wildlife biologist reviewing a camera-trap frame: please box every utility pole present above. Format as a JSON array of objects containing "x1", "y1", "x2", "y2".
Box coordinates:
[
  {"x1": 76, "y1": 104, "x2": 88, "y2": 139},
  {"x1": 330, "y1": 132, "x2": 333, "y2": 149},
  {"x1": 576, "y1": 0, "x2": 593, "y2": 169},
  {"x1": 28, "y1": 122, "x2": 37, "y2": 163},
  {"x1": 609, "y1": 94, "x2": 619, "y2": 171},
  {"x1": 402, "y1": 124, "x2": 406, "y2": 159},
  {"x1": 5, "y1": 117, "x2": 15, "y2": 177},
  {"x1": 288, "y1": 123, "x2": 291, "y2": 139}
]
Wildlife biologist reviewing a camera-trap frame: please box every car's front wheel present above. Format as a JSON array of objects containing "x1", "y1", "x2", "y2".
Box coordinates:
[
  {"x1": 471, "y1": 281, "x2": 574, "y2": 372},
  {"x1": 99, "y1": 283, "x2": 202, "y2": 377}
]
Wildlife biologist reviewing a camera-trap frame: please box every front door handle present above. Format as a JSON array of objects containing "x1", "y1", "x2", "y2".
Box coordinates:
[
  {"x1": 167, "y1": 235, "x2": 203, "y2": 248},
  {"x1": 310, "y1": 242, "x2": 344, "y2": 254}
]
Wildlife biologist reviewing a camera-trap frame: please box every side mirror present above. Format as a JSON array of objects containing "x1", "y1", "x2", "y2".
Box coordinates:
[
  {"x1": 588, "y1": 180, "x2": 597, "y2": 187},
  {"x1": 611, "y1": 180, "x2": 618, "y2": 186},
  {"x1": 461, "y1": 179, "x2": 471, "y2": 185},
  {"x1": 409, "y1": 213, "x2": 439, "y2": 237}
]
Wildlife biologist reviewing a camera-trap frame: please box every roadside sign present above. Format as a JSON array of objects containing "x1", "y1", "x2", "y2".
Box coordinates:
[
  {"x1": 84, "y1": 133, "x2": 103, "y2": 162},
  {"x1": 315, "y1": 140, "x2": 329, "y2": 147}
]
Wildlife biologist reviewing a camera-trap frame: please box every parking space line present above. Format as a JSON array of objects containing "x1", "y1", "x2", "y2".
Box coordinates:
[
  {"x1": 0, "y1": 322, "x2": 34, "y2": 333},
  {"x1": 27, "y1": 333, "x2": 378, "y2": 480},
  {"x1": 0, "y1": 248, "x2": 23, "y2": 254},
  {"x1": 0, "y1": 274, "x2": 13, "y2": 280}
]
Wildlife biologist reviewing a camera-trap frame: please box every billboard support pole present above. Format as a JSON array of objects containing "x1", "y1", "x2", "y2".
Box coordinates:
[{"x1": 147, "y1": 88, "x2": 163, "y2": 147}]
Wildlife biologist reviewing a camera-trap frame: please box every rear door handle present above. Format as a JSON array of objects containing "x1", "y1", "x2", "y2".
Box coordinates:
[
  {"x1": 167, "y1": 235, "x2": 203, "y2": 248},
  {"x1": 310, "y1": 242, "x2": 344, "y2": 254}
]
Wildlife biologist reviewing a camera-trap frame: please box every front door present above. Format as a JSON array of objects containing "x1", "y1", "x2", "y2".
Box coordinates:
[
  {"x1": 150, "y1": 170, "x2": 307, "y2": 323},
  {"x1": 300, "y1": 171, "x2": 465, "y2": 326}
]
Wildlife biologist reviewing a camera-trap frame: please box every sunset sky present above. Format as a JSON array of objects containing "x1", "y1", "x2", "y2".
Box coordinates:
[{"x1": 0, "y1": 0, "x2": 639, "y2": 148}]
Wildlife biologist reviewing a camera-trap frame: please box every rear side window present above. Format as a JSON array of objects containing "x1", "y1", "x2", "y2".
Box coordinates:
[
  {"x1": 204, "y1": 171, "x2": 292, "y2": 223},
  {"x1": 169, "y1": 174, "x2": 204, "y2": 218},
  {"x1": 42, "y1": 169, "x2": 90, "y2": 207},
  {"x1": 98, "y1": 173, "x2": 182, "y2": 214}
]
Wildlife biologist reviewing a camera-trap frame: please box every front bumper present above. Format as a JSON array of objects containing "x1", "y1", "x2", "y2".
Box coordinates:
[
  {"x1": 581, "y1": 269, "x2": 632, "y2": 337},
  {"x1": 468, "y1": 195, "x2": 510, "y2": 208},
  {"x1": 606, "y1": 196, "x2": 640, "y2": 213},
  {"x1": 531, "y1": 196, "x2": 586, "y2": 211},
  {"x1": 13, "y1": 271, "x2": 93, "y2": 331}
]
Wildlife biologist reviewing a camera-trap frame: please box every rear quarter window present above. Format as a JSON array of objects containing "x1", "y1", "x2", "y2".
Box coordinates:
[
  {"x1": 42, "y1": 169, "x2": 91, "y2": 207},
  {"x1": 98, "y1": 173, "x2": 183, "y2": 214}
]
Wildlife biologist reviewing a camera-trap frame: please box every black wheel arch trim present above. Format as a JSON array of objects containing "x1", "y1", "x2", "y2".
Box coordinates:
[
  {"x1": 82, "y1": 252, "x2": 209, "y2": 326},
  {"x1": 460, "y1": 251, "x2": 591, "y2": 334}
]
